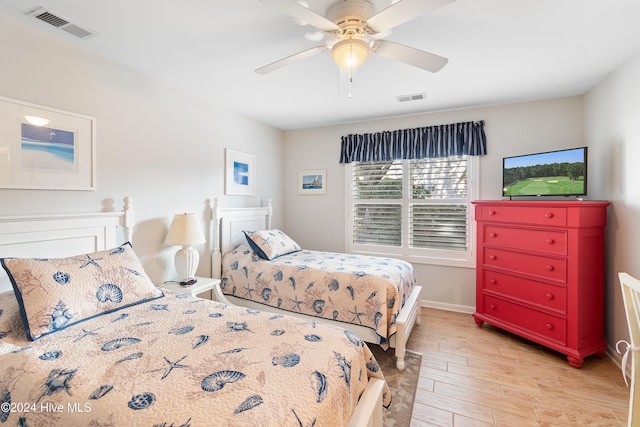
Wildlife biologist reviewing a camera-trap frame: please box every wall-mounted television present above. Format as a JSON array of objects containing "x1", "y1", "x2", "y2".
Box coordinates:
[{"x1": 502, "y1": 147, "x2": 587, "y2": 198}]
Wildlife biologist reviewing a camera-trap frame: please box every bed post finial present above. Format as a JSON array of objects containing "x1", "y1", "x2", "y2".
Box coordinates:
[
  {"x1": 121, "y1": 196, "x2": 135, "y2": 243},
  {"x1": 212, "y1": 197, "x2": 222, "y2": 279},
  {"x1": 266, "y1": 198, "x2": 273, "y2": 229}
]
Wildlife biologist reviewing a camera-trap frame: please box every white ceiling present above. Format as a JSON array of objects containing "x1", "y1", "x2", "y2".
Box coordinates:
[{"x1": 1, "y1": 0, "x2": 640, "y2": 130}]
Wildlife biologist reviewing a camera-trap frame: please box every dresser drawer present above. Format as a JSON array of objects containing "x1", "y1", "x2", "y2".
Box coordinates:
[
  {"x1": 483, "y1": 270, "x2": 566, "y2": 312},
  {"x1": 483, "y1": 226, "x2": 567, "y2": 255},
  {"x1": 484, "y1": 248, "x2": 567, "y2": 283},
  {"x1": 482, "y1": 295, "x2": 566, "y2": 345},
  {"x1": 479, "y1": 205, "x2": 567, "y2": 227}
]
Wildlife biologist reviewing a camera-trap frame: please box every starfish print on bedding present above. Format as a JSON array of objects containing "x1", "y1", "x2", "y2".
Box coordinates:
[
  {"x1": 349, "y1": 306, "x2": 364, "y2": 324},
  {"x1": 292, "y1": 409, "x2": 317, "y2": 427},
  {"x1": 69, "y1": 327, "x2": 102, "y2": 342},
  {"x1": 148, "y1": 355, "x2": 189, "y2": 380},
  {"x1": 77, "y1": 254, "x2": 104, "y2": 269},
  {"x1": 243, "y1": 283, "x2": 255, "y2": 299},
  {"x1": 289, "y1": 295, "x2": 303, "y2": 312}
]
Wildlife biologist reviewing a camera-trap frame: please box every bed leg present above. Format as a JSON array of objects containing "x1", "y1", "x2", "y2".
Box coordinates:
[
  {"x1": 395, "y1": 325, "x2": 407, "y2": 371},
  {"x1": 395, "y1": 355, "x2": 406, "y2": 371}
]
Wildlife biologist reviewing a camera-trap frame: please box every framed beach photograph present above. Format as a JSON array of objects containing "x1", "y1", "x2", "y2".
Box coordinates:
[
  {"x1": 0, "y1": 96, "x2": 95, "y2": 190},
  {"x1": 225, "y1": 148, "x2": 255, "y2": 196},
  {"x1": 298, "y1": 169, "x2": 326, "y2": 195}
]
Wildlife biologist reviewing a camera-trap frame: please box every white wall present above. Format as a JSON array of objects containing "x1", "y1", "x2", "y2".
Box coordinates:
[
  {"x1": 0, "y1": 14, "x2": 283, "y2": 283},
  {"x1": 584, "y1": 50, "x2": 640, "y2": 349},
  {"x1": 283, "y1": 96, "x2": 584, "y2": 311}
]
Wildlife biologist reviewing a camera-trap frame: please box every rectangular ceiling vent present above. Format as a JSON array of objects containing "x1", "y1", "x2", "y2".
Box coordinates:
[
  {"x1": 396, "y1": 92, "x2": 426, "y2": 103},
  {"x1": 27, "y1": 7, "x2": 98, "y2": 39}
]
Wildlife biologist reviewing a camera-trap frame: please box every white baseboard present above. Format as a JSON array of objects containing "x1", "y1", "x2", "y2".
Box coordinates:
[{"x1": 421, "y1": 299, "x2": 475, "y2": 314}]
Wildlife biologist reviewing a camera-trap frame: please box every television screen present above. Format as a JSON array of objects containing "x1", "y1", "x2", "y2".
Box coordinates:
[{"x1": 502, "y1": 147, "x2": 587, "y2": 197}]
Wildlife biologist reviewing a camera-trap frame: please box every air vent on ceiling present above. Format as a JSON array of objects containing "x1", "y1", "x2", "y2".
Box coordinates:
[
  {"x1": 396, "y1": 92, "x2": 426, "y2": 103},
  {"x1": 27, "y1": 7, "x2": 98, "y2": 39}
]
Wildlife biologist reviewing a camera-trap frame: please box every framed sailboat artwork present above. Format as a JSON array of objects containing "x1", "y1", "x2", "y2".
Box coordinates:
[{"x1": 298, "y1": 169, "x2": 326, "y2": 195}]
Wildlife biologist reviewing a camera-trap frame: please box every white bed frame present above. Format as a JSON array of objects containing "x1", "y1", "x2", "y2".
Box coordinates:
[
  {"x1": 0, "y1": 197, "x2": 383, "y2": 427},
  {"x1": 0, "y1": 197, "x2": 134, "y2": 294},
  {"x1": 210, "y1": 198, "x2": 422, "y2": 371}
]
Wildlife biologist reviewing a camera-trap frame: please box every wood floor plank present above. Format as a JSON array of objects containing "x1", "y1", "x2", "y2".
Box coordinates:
[
  {"x1": 411, "y1": 401, "x2": 453, "y2": 426},
  {"x1": 433, "y1": 381, "x2": 536, "y2": 419},
  {"x1": 407, "y1": 308, "x2": 630, "y2": 426}
]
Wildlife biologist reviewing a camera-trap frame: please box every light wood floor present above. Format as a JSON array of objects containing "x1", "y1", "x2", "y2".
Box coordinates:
[{"x1": 407, "y1": 308, "x2": 630, "y2": 426}]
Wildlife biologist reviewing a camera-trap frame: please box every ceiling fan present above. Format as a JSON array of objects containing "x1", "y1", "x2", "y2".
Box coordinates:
[{"x1": 256, "y1": 0, "x2": 454, "y2": 74}]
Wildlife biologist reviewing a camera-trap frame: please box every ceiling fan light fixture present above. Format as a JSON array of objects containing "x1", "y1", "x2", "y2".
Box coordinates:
[{"x1": 331, "y1": 38, "x2": 370, "y2": 69}]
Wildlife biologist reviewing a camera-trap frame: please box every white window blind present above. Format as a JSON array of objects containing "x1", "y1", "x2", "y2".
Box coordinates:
[{"x1": 348, "y1": 156, "x2": 476, "y2": 267}]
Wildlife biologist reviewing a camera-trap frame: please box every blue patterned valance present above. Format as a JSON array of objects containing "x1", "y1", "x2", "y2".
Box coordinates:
[{"x1": 339, "y1": 120, "x2": 487, "y2": 163}]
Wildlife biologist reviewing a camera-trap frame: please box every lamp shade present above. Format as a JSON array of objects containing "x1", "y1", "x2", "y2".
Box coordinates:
[
  {"x1": 165, "y1": 213, "x2": 206, "y2": 246},
  {"x1": 331, "y1": 38, "x2": 371, "y2": 69}
]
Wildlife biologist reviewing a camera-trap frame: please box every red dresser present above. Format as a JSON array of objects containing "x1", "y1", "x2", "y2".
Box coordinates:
[{"x1": 472, "y1": 200, "x2": 609, "y2": 367}]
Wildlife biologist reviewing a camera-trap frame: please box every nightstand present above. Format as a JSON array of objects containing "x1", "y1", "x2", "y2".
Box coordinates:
[{"x1": 160, "y1": 277, "x2": 221, "y2": 301}]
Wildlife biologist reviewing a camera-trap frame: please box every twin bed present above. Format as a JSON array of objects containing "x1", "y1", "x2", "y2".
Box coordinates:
[
  {"x1": 0, "y1": 198, "x2": 390, "y2": 427},
  {"x1": 210, "y1": 199, "x2": 422, "y2": 371}
]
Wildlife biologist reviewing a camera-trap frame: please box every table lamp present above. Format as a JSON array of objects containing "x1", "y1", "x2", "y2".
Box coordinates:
[{"x1": 165, "y1": 213, "x2": 206, "y2": 284}]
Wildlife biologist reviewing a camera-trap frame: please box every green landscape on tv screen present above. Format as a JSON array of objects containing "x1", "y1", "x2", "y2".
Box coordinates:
[{"x1": 502, "y1": 147, "x2": 587, "y2": 197}]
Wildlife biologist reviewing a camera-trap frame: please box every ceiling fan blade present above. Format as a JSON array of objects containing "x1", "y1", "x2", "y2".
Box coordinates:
[
  {"x1": 261, "y1": 0, "x2": 340, "y2": 33},
  {"x1": 372, "y1": 40, "x2": 448, "y2": 72},
  {"x1": 255, "y1": 45, "x2": 328, "y2": 74},
  {"x1": 366, "y1": 0, "x2": 455, "y2": 33}
]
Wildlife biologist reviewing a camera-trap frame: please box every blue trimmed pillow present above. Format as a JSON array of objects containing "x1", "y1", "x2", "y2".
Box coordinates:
[
  {"x1": 0, "y1": 242, "x2": 164, "y2": 340},
  {"x1": 244, "y1": 229, "x2": 301, "y2": 260}
]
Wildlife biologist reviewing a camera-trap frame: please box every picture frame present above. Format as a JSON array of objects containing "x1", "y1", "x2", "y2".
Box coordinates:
[
  {"x1": 225, "y1": 148, "x2": 255, "y2": 196},
  {"x1": 298, "y1": 169, "x2": 326, "y2": 195},
  {"x1": 0, "y1": 95, "x2": 96, "y2": 190}
]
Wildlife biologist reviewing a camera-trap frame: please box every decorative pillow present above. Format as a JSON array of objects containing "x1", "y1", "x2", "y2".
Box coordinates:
[
  {"x1": 0, "y1": 290, "x2": 29, "y2": 353},
  {"x1": 244, "y1": 229, "x2": 301, "y2": 260},
  {"x1": 0, "y1": 242, "x2": 164, "y2": 340}
]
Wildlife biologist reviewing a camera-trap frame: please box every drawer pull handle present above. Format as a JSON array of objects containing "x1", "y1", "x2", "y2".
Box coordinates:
[
  {"x1": 546, "y1": 293, "x2": 554, "y2": 300},
  {"x1": 546, "y1": 239, "x2": 555, "y2": 245},
  {"x1": 489, "y1": 255, "x2": 496, "y2": 261},
  {"x1": 490, "y1": 279, "x2": 497, "y2": 285},
  {"x1": 546, "y1": 323, "x2": 553, "y2": 330},
  {"x1": 490, "y1": 304, "x2": 496, "y2": 311},
  {"x1": 490, "y1": 232, "x2": 497, "y2": 238},
  {"x1": 545, "y1": 212, "x2": 554, "y2": 219},
  {"x1": 546, "y1": 265, "x2": 554, "y2": 271},
  {"x1": 489, "y1": 210, "x2": 496, "y2": 216}
]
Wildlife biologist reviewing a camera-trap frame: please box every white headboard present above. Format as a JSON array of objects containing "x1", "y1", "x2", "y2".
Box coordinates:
[
  {"x1": 0, "y1": 197, "x2": 135, "y2": 293},
  {"x1": 210, "y1": 197, "x2": 272, "y2": 279}
]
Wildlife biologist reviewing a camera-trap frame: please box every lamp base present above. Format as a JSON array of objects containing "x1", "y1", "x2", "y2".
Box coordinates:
[{"x1": 175, "y1": 245, "x2": 199, "y2": 283}]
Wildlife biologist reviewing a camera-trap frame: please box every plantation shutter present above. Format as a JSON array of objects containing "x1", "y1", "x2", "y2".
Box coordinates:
[
  {"x1": 352, "y1": 161, "x2": 402, "y2": 247},
  {"x1": 409, "y1": 158, "x2": 468, "y2": 251},
  {"x1": 351, "y1": 157, "x2": 469, "y2": 252}
]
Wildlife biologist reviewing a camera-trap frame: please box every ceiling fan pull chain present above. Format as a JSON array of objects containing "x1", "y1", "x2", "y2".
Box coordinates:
[{"x1": 348, "y1": 45, "x2": 353, "y2": 99}]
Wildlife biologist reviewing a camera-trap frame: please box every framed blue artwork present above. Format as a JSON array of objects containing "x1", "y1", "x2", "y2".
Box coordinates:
[
  {"x1": 225, "y1": 148, "x2": 255, "y2": 196},
  {"x1": 0, "y1": 95, "x2": 95, "y2": 190}
]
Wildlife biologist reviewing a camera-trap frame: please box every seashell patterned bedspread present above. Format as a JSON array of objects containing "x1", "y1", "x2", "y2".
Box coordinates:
[
  {"x1": 0, "y1": 289, "x2": 390, "y2": 426},
  {"x1": 222, "y1": 244, "x2": 416, "y2": 347}
]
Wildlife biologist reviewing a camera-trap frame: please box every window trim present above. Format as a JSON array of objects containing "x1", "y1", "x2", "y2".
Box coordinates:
[{"x1": 345, "y1": 156, "x2": 478, "y2": 269}]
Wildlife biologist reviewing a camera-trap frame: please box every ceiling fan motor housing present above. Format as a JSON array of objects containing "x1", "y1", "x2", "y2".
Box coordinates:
[{"x1": 327, "y1": 0, "x2": 375, "y2": 36}]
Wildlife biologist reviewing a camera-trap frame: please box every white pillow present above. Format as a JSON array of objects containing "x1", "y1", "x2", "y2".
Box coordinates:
[{"x1": 244, "y1": 229, "x2": 301, "y2": 260}]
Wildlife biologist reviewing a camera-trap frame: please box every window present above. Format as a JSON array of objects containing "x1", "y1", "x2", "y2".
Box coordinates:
[{"x1": 346, "y1": 156, "x2": 477, "y2": 267}]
